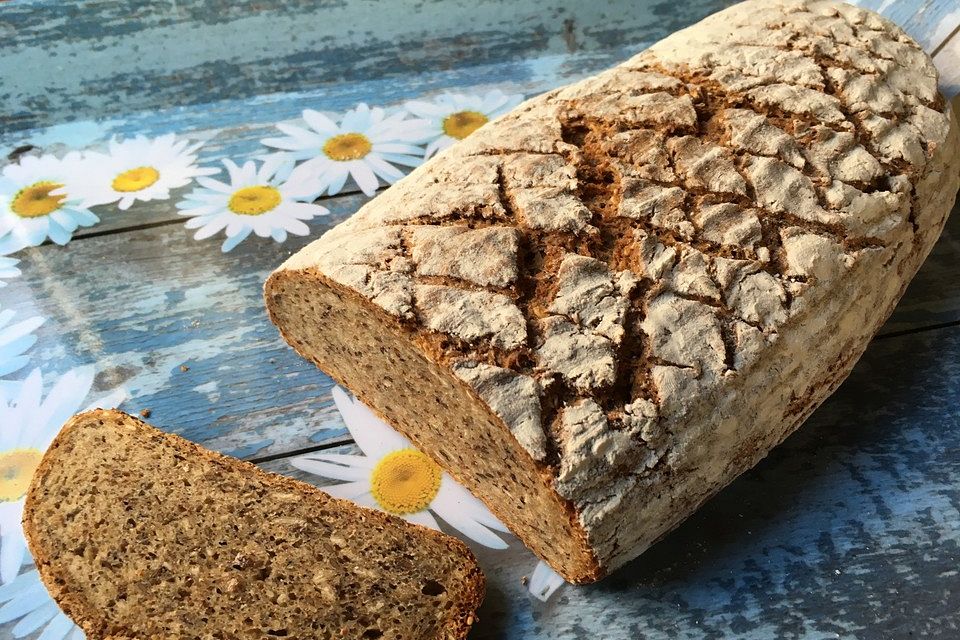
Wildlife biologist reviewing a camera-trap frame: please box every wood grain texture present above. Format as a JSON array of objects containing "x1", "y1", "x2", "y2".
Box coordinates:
[
  {"x1": 260, "y1": 324, "x2": 960, "y2": 639},
  {"x1": 0, "y1": 0, "x2": 737, "y2": 132},
  {"x1": 0, "y1": 194, "x2": 363, "y2": 459}
]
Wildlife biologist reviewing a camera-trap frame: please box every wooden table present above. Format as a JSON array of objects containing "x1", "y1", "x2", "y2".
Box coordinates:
[{"x1": 1, "y1": 1, "x2": 959, "y2": 637}]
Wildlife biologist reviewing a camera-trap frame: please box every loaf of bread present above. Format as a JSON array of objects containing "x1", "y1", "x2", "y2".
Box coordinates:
[
  {"x1": 266, "y1": 0, "x2": 960, "y2": 583},
  {"x1": 24, "y1": 410, "x2": 484, "y2": 639}
]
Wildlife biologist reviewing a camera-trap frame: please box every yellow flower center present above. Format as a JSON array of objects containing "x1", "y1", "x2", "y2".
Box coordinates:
[
  {"x1": 10, "y1": 181, "x2": 65, "y2": 218},
  {"x1": 442, "y1": 110, "x2": 488, "y2": 140},
  {"x1": 0, "y1": 448, "x2": 43, "y2": 502},
  {"x1": 323, "y1": 133, "x2": 373, "y2": 161},
  {"x1": 370, "y1": 449, "x2": 442, "y2": 515},
  {"x1": 227, "y1": 185, "x2": 282, "y2": 216},
  {"x1": 112, "y1": 166, "x2": 160, "y2": 192}
]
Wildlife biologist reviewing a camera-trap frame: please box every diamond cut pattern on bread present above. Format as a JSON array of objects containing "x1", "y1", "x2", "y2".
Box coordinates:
[{"x1": 267, "y1": 0, "x2": 960, "y2": 583}]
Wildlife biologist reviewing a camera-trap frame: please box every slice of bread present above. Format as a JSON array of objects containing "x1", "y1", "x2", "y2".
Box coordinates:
[{"x1": 23, "y1": 409, "x2": 484, "y2": 640}]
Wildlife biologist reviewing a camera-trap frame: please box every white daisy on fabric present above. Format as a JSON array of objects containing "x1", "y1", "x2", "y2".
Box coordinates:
[
  {"x1": 0, "y1": 569, "x2": 83, "y2": 640},
  {"x1": 404, "y1": 90, "x2": 524, "y2": 158},
  {"x1": 260, "y1": 104, "x2": 432, "y2": 198},
  {"x1": 177, "y1": 156, "x2": 329, "y2": 252},
  {"x1": 0, "y1": 153, "x2": 100, "y2": 255},
  {"x1": 292, "y1": 387, "x2": 510, "y2": 548},
  {"x1": 0, "y1": 257, "x2": 21, "y2": 287},
  {"x1": 67, "y1": 134, "x2": 217, "y2": 210},
  {"x1": 0, "y1": 367, "x2": 126, "y2": 586},
  {"x1": 0, "y1": 308, "x2": 44, "y2": 378},
  {"x1": 528, "y1": 560, "x2": 567, "y2": 602}
]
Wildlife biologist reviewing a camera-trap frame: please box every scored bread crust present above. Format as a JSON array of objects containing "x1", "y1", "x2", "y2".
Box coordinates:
[
  {"x1": 23, "y1": 409, "x2": 485, "y2": 640},
  {"x1": 266, "y1": 0, "x2": 960, "y2": 582}
]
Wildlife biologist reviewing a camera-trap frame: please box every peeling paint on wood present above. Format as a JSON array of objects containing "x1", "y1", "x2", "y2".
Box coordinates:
[
  {"x1": 0, "y1": 0, "x2": 737, "y2": 132},
  {"x1": 0, "y1": 194, "x2": 364, "y2": 458}
]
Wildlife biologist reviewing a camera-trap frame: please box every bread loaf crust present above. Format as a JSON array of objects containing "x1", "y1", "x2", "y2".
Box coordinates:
[{"x1": 266, "y1": 0, "x2": 960, "y2": 582}]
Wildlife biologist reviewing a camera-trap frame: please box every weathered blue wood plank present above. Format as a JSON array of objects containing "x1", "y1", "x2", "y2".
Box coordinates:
[
  {"x1": 0, "y1": 193, "x2": 367, "y2": 459},
  {"x1": 0, "y1": 0, "x2": 737, "y2": 132},
  {"x1": 263, "y1": 325, "x2": 960, "y2": 639}
]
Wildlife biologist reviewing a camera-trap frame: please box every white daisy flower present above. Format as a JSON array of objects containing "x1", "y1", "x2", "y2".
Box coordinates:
[
  {"x1": 528, "y1": 560, "x2": 567, "y2": 602},
  {"x1": 177, "y1": 156, "x2": 329, "y2": 252},
  {"x1": 0, "y1": 308, "x2": 44, "y2": 378},
  {"x1": 404, "y1": 90, "x2": 524, "y2": 158},
  {"x1": 0, "y1": 569, "x2": 83, "y2": 640},
  {"x1": 67, "y1": 134, "x2": 217, "y2": 210},
  {"x1": 292, "y1": 387, "x2": 510, "y2": 548},
  {"x1": 0, "y1": 257, "x2": 21, "y2": 286},
  {"x1": 261, "y1": 104, "x2": 432, "y2": 198},
  {"x1": 0, "y1": 367, "x2": 126, "y2": 585},
  {"x1": 0, "y1": 153, "x2": 100, "y2": 255}
]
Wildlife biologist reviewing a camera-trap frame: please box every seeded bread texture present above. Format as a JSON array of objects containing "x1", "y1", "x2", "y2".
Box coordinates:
[
  {"x1": 266, "y1": 0, "x2": 960, "y2": 583},
  {"x1": 23, "y1": 410, "x2": 484, "y2": 640}
]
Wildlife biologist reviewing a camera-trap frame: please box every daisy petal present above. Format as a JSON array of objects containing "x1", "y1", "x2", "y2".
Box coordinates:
[
  {"x1": 193, "y1": 218, "x2": 230, "y2": 240},
  {"x1": 0, "y1": 580, "x2": 47, "y2": 622},
  {"x1": 221, "y1": 227, "x2": 252, "y2": 252},
  {"x1": 377, "y1": 153, "x2": 425, "y2": 168},
  {"x1": 274, "y1": 122, "x2": 326, "y2": 145},
  {"x1": 195, "y1": 177, "x2": 233, "y2": 193},
  {"x1": 430, "y1": 501, "x2": 508, "y2": 549},
  {"x1": 307, "y1": 452, "x2": 376, "y2": 469},
  {"x1": 260, "y1": 136, "x2": 312, "y2": 153},
  {"x1": 324, "y1": 165, "x2": 350, "y2": 196},
  {"x1": 434, "y1": 479, "x2": 509, "y2": 533},
  {"x1": 291, "y1": 456, "x2": 371, "y2": 482},
  {"x1": 528, "y1": 561, "x2": 566, "y2": 602},
  {"x1": 11, "y1": 599, "x2": 58, "y2": 636},
  {"x1": 330, "y1": 387, "x2": 410, "y2": 457},
  {"x1": 282, "y1": 219, "x2": 310, "y2": 236},
  {"x1": 302, "y1": 109, "x2": 340, "y2": 134},
  {"x1": 364, "y1": 155, "x2": 405, "y2": 183},
  {"x1": 319, "y1": 481, "x2": 373, "y2": 501},
  {"x1": 372, "y1": 142, "x2": 426, "y2": 156},
  {"x1": 403, "y1": 510, "x2": 440, "y2": 530},
  {"x1": 36, "y1": 611, "x2": 74, "y2": 640},
  {"x1": 0, "y1": 530, "x2": 26, "y2": 586},
  {"x1": 349, "y1": 162, "x2": 379, "y2": 197}
]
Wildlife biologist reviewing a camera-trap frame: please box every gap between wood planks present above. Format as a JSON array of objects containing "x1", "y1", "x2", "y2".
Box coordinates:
[{"x1": 249, "y1": 440, "x2": 353, "y2": 464}]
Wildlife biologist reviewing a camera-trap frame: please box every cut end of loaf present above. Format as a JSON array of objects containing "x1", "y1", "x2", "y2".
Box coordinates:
[
  {"x1": 264, "y1": 270, "x2": 603, "y2": 583},
  {"x1": 24, "y1": 409, "x2": 485, "y2": 639}
]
